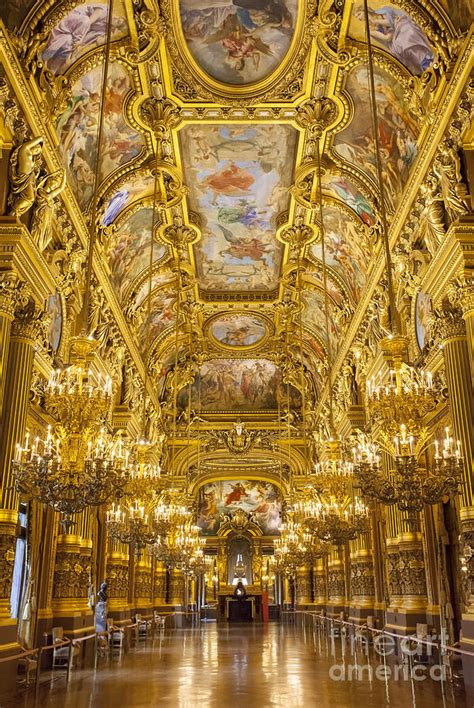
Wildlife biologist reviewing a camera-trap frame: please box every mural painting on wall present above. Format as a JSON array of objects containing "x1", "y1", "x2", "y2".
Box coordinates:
[
  {"x1": 197, "y1": 480, "x2": 281, "y2": 535},
  {"x1": 310, "y1": 207, "x2": 370, "y2": 301},
  {"x1": 209, "y1": 314, "x2": 267, "y2": 347},
  {"x1": 180, "y1": 124, "x2": 297, "y2": 291},
  {"x1": 178, "y1": 359, "x2": 301, "y2": 410},
  {"x1": 415, "y1": 290, "x2": 432, "y2": 351},
  {"x1": 56, "y1": 63, "x2": 144, "y2": 208},
  {"x1": 41, "y1": 1, "x2": 128, "y2": 75},
  {"x1": 179, "y1": 0, "x2": 297, "y2": 85},
  {"x1": 334, "y1": 64, "x2": 418, "y2": 210},
  {"x1": 107, "y1": 207, "x2": 166, "y2": 302},
  {"x1": 348, "y1": 2, "x2": 434, "y2": 75},
  {"x1": 322, "y1": 173, "x2": 375, "y2": 226}
]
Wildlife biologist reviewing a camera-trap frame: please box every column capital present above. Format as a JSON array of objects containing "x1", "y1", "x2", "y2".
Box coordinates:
[
  {"x1": 11, "y1": 296, "x2": 44, "y2": 342},
  {"x1": 0, "y1": 271, "x2": 24, "y2": 319},
  {"x1": 431, "y1": 300, "x2": 466, "y2": 343},
  {"x1": 460, "y1": 284, "x2": 474, "y2": 318}
]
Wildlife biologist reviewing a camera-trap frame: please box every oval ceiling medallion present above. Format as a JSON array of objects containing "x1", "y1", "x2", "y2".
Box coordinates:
[
  {"x1": 207, "y1": 313, "x2": 269, "y2": 349},
  {"x1": 178, "y1": 0, "x2": 299, "y2": 87}
]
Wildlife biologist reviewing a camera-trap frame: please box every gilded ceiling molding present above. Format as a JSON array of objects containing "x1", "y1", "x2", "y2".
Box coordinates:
[
  {"x1": 159, "y1": 0, "x2": 318, "y2": 104},
  {"x1": 0, "y1": 27, "x2": 161, "y2": 413},
  {"x1": 312, "y1": 40, "x2": 474, "y2": 424}
]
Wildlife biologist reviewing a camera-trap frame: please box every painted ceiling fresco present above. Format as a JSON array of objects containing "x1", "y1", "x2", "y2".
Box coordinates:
[
  {"x1": 8, "y1": 0, "x2": 469, "y2": 470},
  {"x1": 41, "y1": 0, "x2": 129, "y2": 74},
  {"x1": 301, "y1": 289, "x2": 342, "y2": 356},
  {"x1": 197, "y1": 480, "x2": 281, "y2": 535},
  {"x1": 334, "y1": 63, "x2": 418, "y2": 210},
  {"x1": 179, "y1": 0, "x2": 298, "y2": 85},
  {"x1": 107, "y1": 207, "x2": 167, "y2": 303},
  {"x1": 178, "y1": 359, "x2": 301, "y2": 411},
  {"x1": 208, "y1": 313, "x2": 268, "y2": 347},
  {"x1": 180, "y1": 124, "x2": 297, "y2": 292},
  {"x1": 348, "y1": 1, "x2": 434, "y2": 75},
  {"x1": 56, "y1": 62, "x2": 144, "y2": 209},
  {"x1": 309, "y1": 206, "x2": 370, "y2": 302},
  {"x1": 137, "y1": 289, "x2": 176, "y2": 354},
  {"x1": 321, "y1": 172, "x2": 375, "y2": 226}
]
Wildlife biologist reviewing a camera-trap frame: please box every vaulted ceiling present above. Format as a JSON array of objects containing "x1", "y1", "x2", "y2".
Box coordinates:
[{"x1": 2, "y1": 0, "x2": 471, "y2": 459}]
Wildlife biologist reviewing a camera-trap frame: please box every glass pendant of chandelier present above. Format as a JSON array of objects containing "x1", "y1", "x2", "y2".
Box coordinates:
[
  {"x1": 12, "y1": 5, "x2": 131, "y2": 532},
  {"x1": 351, "y1": 0, "x2": 464, "y2": 522}
]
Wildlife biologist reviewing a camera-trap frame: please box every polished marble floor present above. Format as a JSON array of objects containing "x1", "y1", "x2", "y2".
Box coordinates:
[{"x1": 5, "y1": 623, "x2": 469, "y2": 708}]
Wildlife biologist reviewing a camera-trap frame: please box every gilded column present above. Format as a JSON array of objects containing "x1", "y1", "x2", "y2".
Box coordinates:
[
  {"x1": 327, "y1": 547, "x2": 346, "y2": 617},
  {"x1": 169, "y1": 568, "x2": 184, "y2": 607},
  {"x1": 296, "y1": 565, "x2": 312, "y2": 607},
  {"x1": 106, "y1": 540, "x2": 130, "y2": 615},
  {"x1": 0, "y1": 272, "x2": 21, "y2": 415},
  {"x1": 0, "y1": 298, "x2": 42, "y2": 637},
  {"x1": 153, "y1": 561, "x2": 167, "y2": 608},
  {"x1": 434, "y1": 303, "x2": 474, "y2": 507},
  {"x1": 349, "y1": 532, "x2": 376, "y2": 623},
  {"x1": 135, "y1": 557, "x2": 153, "y2": 612},
  {"x1": 313, "y1": 557, "x2": 327, "y2": 607},
  {"x1": 51, "y1": 529, "x2": 93, "y2": 628},
  {"x1": 460, "y1": 284, "x2": 474, "y2": 387}
]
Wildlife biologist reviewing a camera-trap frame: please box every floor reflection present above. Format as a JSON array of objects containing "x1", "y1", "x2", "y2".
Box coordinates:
[{"x1": 7, "y1": 622, "x2": 468, "y2": 708}]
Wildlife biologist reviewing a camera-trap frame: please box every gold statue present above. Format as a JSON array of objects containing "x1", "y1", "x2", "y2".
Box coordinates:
[
  {"x1": 8, "y1": 136, "x2": 43, "y2": 216},
  {"x1": 31, "y1": 168, "x2": 66, "y2": 252}
]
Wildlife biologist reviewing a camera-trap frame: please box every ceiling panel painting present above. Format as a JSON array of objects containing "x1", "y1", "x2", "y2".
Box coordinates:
[
  {"x1": 178, "y1": 358, "x2": 301, "y2": 410},
  {"x1": 108, "y1": 207, "x2": 167, "y2": 303},
  {"x1": 334, "y1": 64, "x2": 418, "y2": 211},
  {"x1": 179, "y1": 0, "x2": 298, "y2": 86},
  {"x1": 56, "y1": 62, "x2": 144, "y2": 209},
  {"x1": 309, "y1": 206, "x2": 370, "y2": 302},
  {"x1": 348, "y1": 2, "x2": 434, "y2": 75},
  {"x1": 301, "y1": 289, "x2": 341, "y2": 355},
  {"x1": 180, "y1": 124, "x2": 297, "y2": 292},
  {"x1": 137, "y1": 290, "x2": 176, "y2": 354},
  {"x1": 101, "y1": 174, "x2": 155, "y2": 225},
  {"x1": 305, "y1": 268, "x2": 346, "y2": 308},
  {"x1": 41, "y1": 1, "x2": 129, "y2": 75},
  {"x1": 322, "y1": 173, "x2": 375, "y2": 226},
  {"x1": 208, "y1": 313, "x2": 268, "y2": 348},
  {"x1": 197, "y1": 480, "x2": 281, "y2": 535}
]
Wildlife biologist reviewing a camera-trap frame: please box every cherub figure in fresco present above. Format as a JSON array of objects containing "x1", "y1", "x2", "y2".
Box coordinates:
[{"x1": 353, "y1": 5, "x2": 433, "y2": 75}]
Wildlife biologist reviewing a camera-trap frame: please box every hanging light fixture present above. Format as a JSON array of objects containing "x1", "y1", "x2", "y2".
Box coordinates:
[
  {"x1": 13, "y1": 1, "x2": 131, "y2": 531},
  {"x1": 294, "y1": 102, "x2": 369, "y2": 546},
  {"x1": 274, "y1": 513, "x2": 309, "y2": 579},
  {"x1": 351, "y1": 0, "x2": 463, "y2": 524}
]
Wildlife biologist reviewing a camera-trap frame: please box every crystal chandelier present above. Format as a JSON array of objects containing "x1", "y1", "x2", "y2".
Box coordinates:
[
  {"x1": 274, "y1": 515, "x2": 309, "y2": 578},
  {"x1": 13, "y1": 337, "x2": 130, "y2": 530},
  {"x1": 353, "y1": 426, "x2": 463, "y2": 527},
  {"x1": 300, "y1": 440, "x2": 370, "y2": 545},
  {"x1": 124, "y1": 438, "x2": 162, "y2": 500},
  {"x1": 106, "y1": 500, "x2": 157, "y2": 556}
]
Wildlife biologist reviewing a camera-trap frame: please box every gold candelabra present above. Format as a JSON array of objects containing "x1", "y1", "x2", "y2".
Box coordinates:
[{"x1": 13, "y1": 337, "x2": 130, "y2": 530}]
